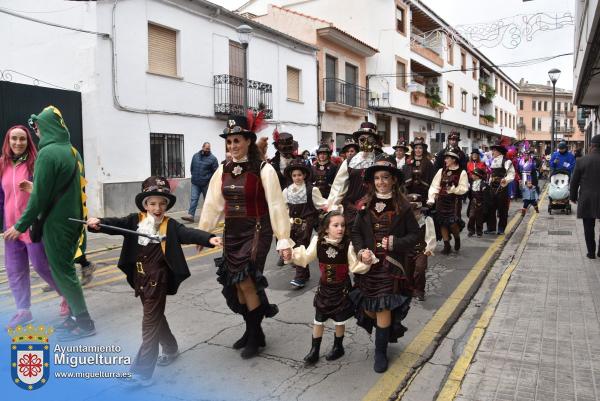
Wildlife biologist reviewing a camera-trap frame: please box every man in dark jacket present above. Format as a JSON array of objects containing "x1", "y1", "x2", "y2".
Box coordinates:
[
  {"x1": 570, "y1": 134, "x2": 600, "y2": 259},
  {"x1": 182, "y1": 142, "x2": 218, "y2": 222}
]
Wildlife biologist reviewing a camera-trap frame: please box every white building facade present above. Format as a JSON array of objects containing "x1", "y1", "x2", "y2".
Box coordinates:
[
  {"x1": 0, "y1": 0, "x2": 318, "y2": 216},
  {"x1": 240, "y1": 0, "x2": 518, "y2": 155}
]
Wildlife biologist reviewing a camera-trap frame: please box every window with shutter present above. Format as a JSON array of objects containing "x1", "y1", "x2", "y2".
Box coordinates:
[
  {"x1": 287, "y1": 67, "x2": 301, "y2": 101},
  {"x1": 148, "y1": 23, "x2": 177, "y2": 77}
]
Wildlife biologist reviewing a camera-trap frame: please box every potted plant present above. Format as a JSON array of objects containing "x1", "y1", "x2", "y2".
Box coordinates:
[{"x1": 425, "y1": 86, "x2": 444, "y2": 108}]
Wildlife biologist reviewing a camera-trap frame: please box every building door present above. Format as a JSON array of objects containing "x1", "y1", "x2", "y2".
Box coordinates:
[
  {"x1": 229, "y1": 40, "x2": 246, "y2": 113},
  {"x1": 325, "y1": 55, "x2": 337, "y2": 102},
  {"x1": 345, "y1": 63, "x2": 358, "y2": 106}
]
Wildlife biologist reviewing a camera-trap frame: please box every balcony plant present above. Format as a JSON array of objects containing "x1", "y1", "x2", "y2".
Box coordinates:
[
  {"x1": 425, "y1": 86, "x2": 444, "y2": 108},
  {"x1": 482, "y1": 114, "x2": 495, "y2": 123}
]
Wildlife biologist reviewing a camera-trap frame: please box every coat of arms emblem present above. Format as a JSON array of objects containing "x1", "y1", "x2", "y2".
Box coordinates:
[{"x1": 8, "y1": 324, "x2": 54, "y2": 390}]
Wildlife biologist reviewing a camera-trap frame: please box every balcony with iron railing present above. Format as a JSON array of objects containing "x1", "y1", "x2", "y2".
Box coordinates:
[
  {"x1": 556, "y1": 126, "x2": 575, "y2": 136},
  {"x1": 410, "y1": 26, "x2": 444, "y2": 67},
  {"x1": 323, "y1": 78, "x2": 368, "y2": 116},
  {"x1": 214, "y1": 74, "x2": 273, "y2": 118}
]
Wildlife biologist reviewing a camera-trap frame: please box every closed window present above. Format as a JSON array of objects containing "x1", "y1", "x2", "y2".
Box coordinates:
[
  {"x1": 461, "y1": 90, "x2": 467, "y2": 112},
  {"x1": 148, "y1": 23, "x2": 178, "y2": 77},
  {"x1": 519, "y1": 100, "x2": 523, "y2": 110},
  {"x1": 531, "y1": 118, "x2": 536, "y2": 131},
  {"x1": 150, "y1": 133, "x2": 184, "y2": 178},
  {"x1": 447, "y1": 82, "x2": 454, "y2": 107},
  {"x1": 447, "y1": 37, "x2": 454, "y2": 64},
  {"x1": 537, "y1": 118, "x2": 541, "y2": 131},
  {"x1": 461, "y1": 50, "x2": 466, "y2": 73},
  {"x1": 396, "y1": 5, "x2": 406, "y2": 35},
  {"x1": 532, "y1": 100, "x2": 536, "y2": 111},
  {"x1": 472, "y1": 95, "x2": 478, "y2": 116},
  {"x1": 396, "y1": 59, "x2": 407, "y2": 90},
  {"x1": 287, "y1": 66, "x2": 301, "y2": 101},
  {"x1": 472, "y1": 60, "x2": 477, "y2": 80}
]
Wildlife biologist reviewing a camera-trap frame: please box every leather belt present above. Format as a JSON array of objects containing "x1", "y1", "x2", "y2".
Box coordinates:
[{"x1": 290, "y1": 217, "x2": 304, "y2": 225}]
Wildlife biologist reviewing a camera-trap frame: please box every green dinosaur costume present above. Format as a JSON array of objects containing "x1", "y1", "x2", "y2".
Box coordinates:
[{"x1": 14, "y1": 105, "x2": 89, "y2": 317}]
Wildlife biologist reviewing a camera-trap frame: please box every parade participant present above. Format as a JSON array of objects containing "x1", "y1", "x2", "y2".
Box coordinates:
[
  {"x1": 519, "y1": 150, "x2": 539, "y2": 191},
  {"x1": 467, "y1": 168, "x2": 489, "y2": 237},
  {"x1": 327, "y1": 122, "x2": 384, "y2": 228},
  {"x1": 269, "y1": 130, "x2": 297, "y2": 190},
  {"x1": 405, "y1": 194, "x2": 436, "y2": 301},
  {"x1": 485, "y1": 140, "x2": 515, "y2": 235},
  {"x1": 466, "y1": 149, "x2": 488, "y2": 181},
  {"x1": 340, "y1": 138, "x2": 359, "y2": 162},
  {"x1": 393, "y1": 138, "x2": 409, "y2": 169},
  {"x1": 351, "y1": 155, "x2": 419, "y2": 373},
  {"x1": 283, "y1": 159, "x2": 327, "y2": 288},
  {"x1": 427, "y1": 150, "x2": 469, "y2": 254},
  {"x1": 87, "y1": 176, "x2": 221, "y2": 386},
  {"x1": 301, "y1": 150, "x2": 312, "y2": 166},
  {"x1": 550, "y1": 141, "x2": 576, "y2": 176},
  {"x1": 402, "y1": 136, "x2": 435, "y2": 201},
  {"x1": 286, "y1": 210, "x2": 365, "y2": 364},
  {"x1": 506, "y1": 148, "x2": 521, "y2": 199},
  {"x1": 0, "y1": 125, "x2": 67, "y2": 327},
  {"x1": 199, "y1": 113, "x2": 293, "y2": 359},
  {"x1": 4, "y1": 106, "x2": 95, "y2": 341},
  {"x1": 521, "y1": 179, "x2": 539, "y2": 216},
  {"x1": 570, "y1": 135, "x2": 600, "y2": 259},
  {"x1": 434, "y1": 132, "x2": 467, "y2": 170},
  {"x1": 312, "y1": 141, "x2": 338, "y2": 199}
]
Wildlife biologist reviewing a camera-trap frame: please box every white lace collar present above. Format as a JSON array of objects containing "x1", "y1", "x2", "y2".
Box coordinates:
[
  {"x1": 375, "y1": 191, "x2": 393, "y2": 199},
  {"x1": 232, "y1": 156, "x2": 248, "y2": 163}
]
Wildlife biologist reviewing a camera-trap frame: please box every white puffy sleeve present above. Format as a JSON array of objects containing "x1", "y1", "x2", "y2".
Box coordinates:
[
  {"x1": 290, "y1": 236, "x2": 318, "y2": 267},
  {"x1": 424, "y1": 216, "x2": 437, "y2": 255},
  {"x1": 261, "y1": 163, "x2": 295, "y2": 250},
  {"x1": 312, "y1": 187, "x2": 327, "y2": 210},
  {"x1": 504, "y1": 160, "x2": 515, "y2": 184},
  {"x1": 455, "y1": 170, "x2": 469, "y2": 195},
  {"x1": 327, "y1": 160, "x2": 349, "y2": 209},
  {"x1": 427, "y1": 169, "x2": 443, "y2": 204},
  {"x1": 198, "y1": 164, "x2": 225, "y2": 232}
]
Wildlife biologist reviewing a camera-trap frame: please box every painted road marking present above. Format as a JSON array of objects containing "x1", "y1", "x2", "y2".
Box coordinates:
[
  {"x1": 435, "y1": 189, "x2": 547, "y2": 401},
  {"x1": 362, "y1": 212, "x2": 523, "y2": 401}
]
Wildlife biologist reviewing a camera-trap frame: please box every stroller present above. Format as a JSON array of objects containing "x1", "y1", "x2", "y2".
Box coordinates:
[{"x1": 548, "y1": 169, "x2": 571, "y2": 215}]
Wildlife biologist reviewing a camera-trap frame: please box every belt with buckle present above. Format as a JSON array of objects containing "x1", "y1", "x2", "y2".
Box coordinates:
[
  {"x1": 136, "y1": 262, "x2": 145, "y2": 275},
  {"x1": 290, "y1": 217, "x2": 304, "y2": 225}
]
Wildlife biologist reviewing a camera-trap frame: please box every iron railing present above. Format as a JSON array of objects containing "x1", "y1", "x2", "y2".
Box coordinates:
[
  {"x1": 150, "y1": 133, "x2": 185, "y2": 178},
  {"x1": 214, "y1": 74, "x2": 273, "y2": 118},
  {"x1": 323, "y1": 78, "x2": 368, "y2": 109}
]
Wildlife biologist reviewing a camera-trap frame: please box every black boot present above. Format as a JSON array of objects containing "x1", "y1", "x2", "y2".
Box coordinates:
[
  {"x1": 454, "y1": 235, "x2": 461, "y2": 251},
  {"x1": 325, "y1": 335, "x2": 345, "y2": 361},
  {"x1": 232, "y1": 308, "x2": 249, "y2": 349},
  {"x1": 441, "y1": 241, "x2": 451, "y2": 255},
  {"x1": 374, "y1": 326, "x2": 390, "y2": 373},
  {"x1": 303, "y1": 336, "x2": 322, "y2": 365},
  {"x1": 241, "y1": 307, "x2": 265, "y2": 359}
]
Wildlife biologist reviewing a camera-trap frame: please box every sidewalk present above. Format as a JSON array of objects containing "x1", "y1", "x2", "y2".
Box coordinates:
[{"x1": 451, "y1": 202, "x2": 600, "y2": 400}]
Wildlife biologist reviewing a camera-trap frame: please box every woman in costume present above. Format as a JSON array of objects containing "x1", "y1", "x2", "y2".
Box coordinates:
[{"x1": 198, "y1": 112, "x2": 293, "y2": 359}]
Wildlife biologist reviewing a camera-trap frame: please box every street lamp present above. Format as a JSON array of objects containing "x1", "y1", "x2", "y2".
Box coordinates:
[
  {"x1": 237, "y1": 24, "x2": 253, "y2": 113},
  {"x1": 436, "y1": 104, "x2": 445, "y2": 144},
  {"x1": 548, "y1": 68, "x2": 561, "y2": 154}
]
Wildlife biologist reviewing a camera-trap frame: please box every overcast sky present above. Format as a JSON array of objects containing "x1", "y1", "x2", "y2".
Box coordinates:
[{"x1": 215, "y1": 0, "x2": 575, "y2": 90}]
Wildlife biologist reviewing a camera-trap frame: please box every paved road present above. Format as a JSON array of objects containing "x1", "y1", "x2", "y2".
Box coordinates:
[{"x1": 0, "y1": 204, "x2": 524, "y2": 401}]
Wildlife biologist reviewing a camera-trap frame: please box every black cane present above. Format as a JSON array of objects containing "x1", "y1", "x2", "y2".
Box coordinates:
[{"x1": 68, "y1": 218, "x2": 165, "y2": 243}]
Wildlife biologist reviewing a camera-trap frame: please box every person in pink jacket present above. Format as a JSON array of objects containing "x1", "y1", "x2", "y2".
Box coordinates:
[{"x1": 1, "y1": 125, "x2": 66, "y2": 327}]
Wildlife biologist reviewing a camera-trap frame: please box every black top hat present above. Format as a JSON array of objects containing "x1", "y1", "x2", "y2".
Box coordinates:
[
  {"x1": 352, "y1": 121, "x2": 379, "y2": 142},
  {"x1": 490, "y1": 143, "x2": 507, "y2": 154},
  {"x1": 135, "y1": 176, "x2": 177, "y2": 212},
  {"x1": 220, "y1": 116, "x2": 256, "y2": 141},
  {"x1": 393, "y1": 138, "x2": 410, "y2": 151},
  {"x1": 283, "y1": 159, "x2": 312, "y2": 181},
  {"x1": 316, "y1": 141, "x2": 332, "y2": 154},
  {"x1": 410, "y1": 136, "x2": 428, "y2": 151},
  {"x1": 341, "y1": 138, "x2": 359, "y2": 152},
  {"x1": 364, "y1": 154, "x2": 404, "y2": 183},
  {"x1": 471, "y1": 148, "x2": 481, "y2": 155},
  {"x1": 472, "y1": 168, "x2": 487, "y2": 179},
  {"x1": 444, "y1": 150, "x2": 461, "y2": 160},
  {"x1": 448, "y1": 132, "x2": 460, "y2": 141}
]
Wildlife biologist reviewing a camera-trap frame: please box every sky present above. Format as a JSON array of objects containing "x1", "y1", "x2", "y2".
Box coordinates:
[{"x1": 214, "y1": 0, "x2": 576, "y2": 90}]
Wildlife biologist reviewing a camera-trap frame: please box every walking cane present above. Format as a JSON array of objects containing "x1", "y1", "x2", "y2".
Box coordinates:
[{"x1": 68, "y1": 218, "x2": 165, "y2": 243}]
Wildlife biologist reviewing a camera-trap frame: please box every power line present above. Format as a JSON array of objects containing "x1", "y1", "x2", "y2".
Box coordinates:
[{"x1": 0, "y1": 7, "x2": 110, "y2": 37}]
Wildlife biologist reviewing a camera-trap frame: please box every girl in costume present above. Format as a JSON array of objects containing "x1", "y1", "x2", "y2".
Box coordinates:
[
  {"x1": 351, "y1": 155, "x2": 419, "y2": 373},
  {"x1": 0, "y1": 125, "x2": 67, "y2": 327},
  {"x1": 427, "y1": 151, "x2": 469, "y2": 254},
  {"x1": 405, "y1": 194, "x2": 436, "y2": 301},
  {"x1": 283, "y1": 159, "x2": 327, "y2": 288},
  {"x1": 287, "y1": 210, "x2": 367, "y2": 365},
  {"x1": 198, "y1": 112, "x2": 294, "y2": 359},
  {"x1": 87, "y1": 176, "x2": 221, "y2": 386}
]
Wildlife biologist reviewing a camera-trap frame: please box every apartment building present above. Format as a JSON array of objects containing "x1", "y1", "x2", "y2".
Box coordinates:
[
  {"x1": 517, "y1": 80, "x2": 585, "y2": 154},
  {"x1": 239, "y1": 0, "x2": 519, "y2": 154}
]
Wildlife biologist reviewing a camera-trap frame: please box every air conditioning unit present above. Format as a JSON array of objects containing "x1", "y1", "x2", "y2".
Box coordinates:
[
  {"x1": 382, "y1": 92, "x2": 390, "y2": 101},
  {"x1": 319, "y1": 100, "x2": 326, "y2": 113}
]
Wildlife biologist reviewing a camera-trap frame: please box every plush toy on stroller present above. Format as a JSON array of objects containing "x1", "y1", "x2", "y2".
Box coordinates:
[{"x1": 548, "y1": 169, "x2": 571, "y2": 215}]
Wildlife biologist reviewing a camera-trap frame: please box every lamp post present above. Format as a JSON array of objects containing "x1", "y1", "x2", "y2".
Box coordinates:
[
  {"x1": 548, "y1": 68, "x2": 561, "y2": 154},
  {"x1": 436, "y1": 104, "x2": 445, "y2": 145},
  {"x1": 237, "y1": 24, "x2": 253, "y2": 113}
]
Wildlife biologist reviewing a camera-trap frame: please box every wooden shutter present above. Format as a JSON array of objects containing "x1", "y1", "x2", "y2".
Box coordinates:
[
  {"x1": 148, "y1": 23, "x2": 177, "y2": 76},
  {"x1": 287, "y1": 67, "x2": 300, "y2": 101}
]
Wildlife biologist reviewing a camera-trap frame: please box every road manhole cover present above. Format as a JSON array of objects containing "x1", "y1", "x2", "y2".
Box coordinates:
[{"x1": 548, "y1": 230, "x2": 572, "y2": 235}]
